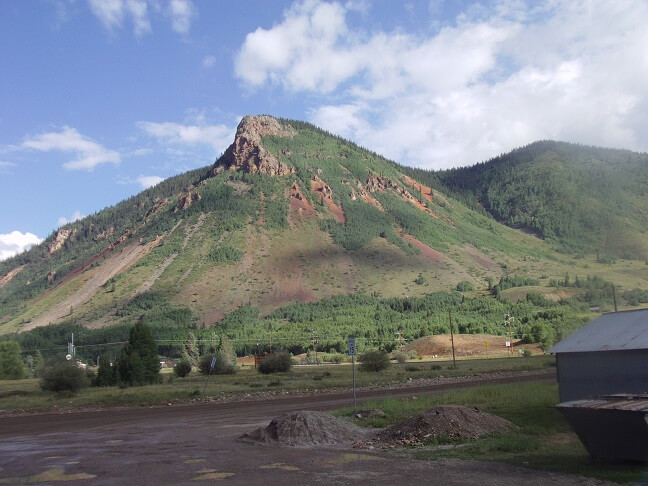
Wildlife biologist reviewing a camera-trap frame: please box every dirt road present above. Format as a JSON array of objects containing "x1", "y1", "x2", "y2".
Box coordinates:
[{"x1": 0, "y1": 372, "x2": 605, "y2": 485}]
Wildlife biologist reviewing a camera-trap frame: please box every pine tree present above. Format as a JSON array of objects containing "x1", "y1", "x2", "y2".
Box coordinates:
[
  {"x1": 117, "y1": 320, "x2": 160, "y2": 386},
  {"x1": 183, "y1": 332, "x2": 200, "y2": 365},
  {"x1": 0, "y1": 341, "x2": 26, "y2": 380}
]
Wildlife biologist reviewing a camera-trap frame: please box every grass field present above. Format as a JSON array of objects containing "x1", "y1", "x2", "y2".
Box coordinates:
[
  {"x1": 336, "y1": 382, "x2": 648, "y2": 483},
  {"x1": 0, "y1": 355, "x2": 553, "y2": 412}
]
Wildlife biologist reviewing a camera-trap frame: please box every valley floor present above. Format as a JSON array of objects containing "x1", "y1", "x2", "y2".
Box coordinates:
[{"x1": 0, "y1": 371, "x2": 609, "y2": 486}]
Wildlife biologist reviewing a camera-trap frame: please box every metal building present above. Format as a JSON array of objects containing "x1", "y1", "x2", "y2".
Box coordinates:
[{"x1": 549, "y1": 308, "x2": 648, "y2": 402}]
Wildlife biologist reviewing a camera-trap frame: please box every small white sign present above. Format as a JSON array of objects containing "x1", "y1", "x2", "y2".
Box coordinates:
[
  {"x1": 65, "y1": 354, "x2": 72, "y2": 361},
  {"x1": 348, "y1": 338, "x2": 356, "y2": 356},
  {"x1": 505, "y1": 341, "x2": 511, "y2": 347}
]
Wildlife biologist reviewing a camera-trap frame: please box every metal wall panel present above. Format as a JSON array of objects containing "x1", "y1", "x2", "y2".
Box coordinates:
[{"x1": 557, "y1": 350, "x2": 648, "y2": 402}]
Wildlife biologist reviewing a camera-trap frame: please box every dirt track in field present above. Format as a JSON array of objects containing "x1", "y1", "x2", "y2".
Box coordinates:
[{"x1": 0, "y1": 371, "x2": 609, "y2": 485}]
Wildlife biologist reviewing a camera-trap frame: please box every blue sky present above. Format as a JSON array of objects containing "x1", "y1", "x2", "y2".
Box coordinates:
[{"x1": 2, "y1": 0, "x2": 648, "y2": 260}]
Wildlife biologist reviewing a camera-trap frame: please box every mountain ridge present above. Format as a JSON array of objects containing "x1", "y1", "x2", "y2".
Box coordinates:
[{"x1": 1, "y1": 116, "x2": 647, "y2": 339}]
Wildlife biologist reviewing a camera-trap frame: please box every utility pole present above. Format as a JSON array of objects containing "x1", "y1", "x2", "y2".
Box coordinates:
[
  {"x1": 505, "y1": 313, "x2": 514, "y2": 355},
  {"x1": 310, "y1": 330, "x2": 319, "y2": 365},
  {"x1": 448, "y1": 310, "x2": 456, "y2": 367},
  {"x1": 67, "y1": 333, "x2": 75, "y2": 359},
  {"x1": 395, "y1": 330, "x2": 405, "y2": 352},
  {"x1": 612, "y1": 284, "x2": 618, "y2": 312}
]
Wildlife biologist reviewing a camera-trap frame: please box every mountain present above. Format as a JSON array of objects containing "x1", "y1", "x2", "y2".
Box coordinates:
[
  {"x1": 1, "y1": 116, "x2": 647, "y2": 353},
  {"x1": 405, "y1": 141, "x2": 648, "y2": 259}
]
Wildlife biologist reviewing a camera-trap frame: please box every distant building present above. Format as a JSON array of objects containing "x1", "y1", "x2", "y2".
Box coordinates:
[{"x1": 549, "y1": 308, "x2": 648, "y2": 402}]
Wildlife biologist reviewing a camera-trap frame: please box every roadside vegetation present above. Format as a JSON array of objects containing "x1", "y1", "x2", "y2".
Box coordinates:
[
  {"x1": 0, "y1": 355, "x2": 553, "y2": 412},
  {"x1": 337, "y1": 382, "x2": 646, "y2": 483}
]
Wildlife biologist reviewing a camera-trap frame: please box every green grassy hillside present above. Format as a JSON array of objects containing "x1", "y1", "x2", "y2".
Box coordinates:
[{"x1": 404, "y1": 141, "x2": 648, "y2": 259}]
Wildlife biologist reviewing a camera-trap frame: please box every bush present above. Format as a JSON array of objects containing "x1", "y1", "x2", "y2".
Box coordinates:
[
  {"x1": 208, "y1": 245, "x2": 243, "y2": 263},
  {"x1": 257, "y1": 352, "x2": 292, "y2": 374},
  {"x1": 174, "y1": 359, "x2": 192, "y2": 378},
  {"x1": 430, "y1": 364, "x2": 442, "y2": 370},
  {"x1": 199, "y1": 352, "x2": 236, "y2": 375},
  {"x1": 359, "y1": 350, "x2": 390, "y2": 372},
  {"x1": 456, "y1": 281, "x2": 475, "y2": 292},
  {"x1": 94, "y1": 355, "x2": 117, "y2": 387},
  {"x1": 41, "y1": 362, "x2": 89, "y2": 393},
  {"x1": 405, "y1": 365, "x2": 420, "y2": 372},
  {"x1": 392, "y1": 351, "x2": 407, "y2": 364}
]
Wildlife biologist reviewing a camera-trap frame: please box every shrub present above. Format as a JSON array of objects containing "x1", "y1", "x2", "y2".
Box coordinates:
[
  {"x1": 392, "y1": 351, "x2": 407, "y2": 364},
  {"x1": 41, "y1": 362, "x2": 88, "y2": 393},
  {"x1": 405, "y1": 365, "x2": 420, "y2": 372},
  {"x1": 174, "y1": 359, "x2": 192, "y2": 378},
  {"x1": 359, "y1": 350, "x2": 390, "y2": 372},
  {"x1": 430, "y1": 364, "x2": 442, "y2": 370},
  {"x1": 94, "y1": 356, "x2": 117, "y2": 387},
  {"x1": 199, "y1": 352, "x2": 236, "y2": 375},
  {"x1": 257, "y1": 352, "x2": 292, "y2": 374},
  {"x1": 456, "y1": 281, "x2": 475, "y2": 292},
  {"x1": 208, "y1": 245, "x2": 243, "y2": 263}
]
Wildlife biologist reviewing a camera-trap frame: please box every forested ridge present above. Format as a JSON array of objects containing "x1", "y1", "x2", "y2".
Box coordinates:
[{"x1": 402, "y1": 141, "x2": 648, "y2": 259}]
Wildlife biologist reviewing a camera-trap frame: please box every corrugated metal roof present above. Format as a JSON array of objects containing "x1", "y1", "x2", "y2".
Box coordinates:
[
  {"x1": 557, "y1": 394, "x2": 648, "y2": 413},
  {"x1": 549, "y1": 308, "x2": 648, "y2": 353}
]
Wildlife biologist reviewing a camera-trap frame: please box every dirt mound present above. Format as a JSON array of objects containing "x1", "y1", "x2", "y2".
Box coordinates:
[
  {"x1": 404, "y1": 334, "x2": 541, "y2": 358},
  {"x1": 370, "y1": 406, "x2": 517, "y2": 447},
  {"x1": 240, "y1": 411, "x2": 368, "y2": 448}
]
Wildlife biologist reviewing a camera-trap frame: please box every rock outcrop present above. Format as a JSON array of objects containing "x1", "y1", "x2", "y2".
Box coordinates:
[
  {"x1": 48, "y1": 228, "x2": 77, "y2": 254},
  {"x1": 216, "y1": 115, "x2": 296, "y2": 176},
  {"x1": 174, "y1": 192, "x2": 201, "y2": 213},
  {"x1": 311, "y1": 175, "x2": 333, "y2": 200}
]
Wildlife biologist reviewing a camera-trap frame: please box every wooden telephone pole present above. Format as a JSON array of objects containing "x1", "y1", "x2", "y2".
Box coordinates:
[{"x1": 448, "y1": 310, "x2": 456, "y2": 367}]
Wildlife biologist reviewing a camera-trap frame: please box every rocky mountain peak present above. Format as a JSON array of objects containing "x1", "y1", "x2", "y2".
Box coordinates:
[{"x1": 216, "y1": 115, "x2": 296, "y2": 176}]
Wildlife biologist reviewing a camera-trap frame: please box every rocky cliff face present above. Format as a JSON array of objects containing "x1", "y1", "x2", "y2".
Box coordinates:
[
  {"x1": 48, "y1": 228, "x2": 76, "y2": 254},
  {"x1": 216, "y1": 115, "x2": 296, "y2": 176}
]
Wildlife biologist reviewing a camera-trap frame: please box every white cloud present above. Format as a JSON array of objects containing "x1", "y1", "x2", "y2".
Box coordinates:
[
  {"x1": 125, "y1": 0, "x2": 152, "y2": 36},
  {"x1": 137, "y1": 175, "x2": 165, "y2": 188},
  {"x1": 137, "y1": 121, "x2": 233, "y2": 153},
  {"x1": 202, "y1": 55, "x2": 216, "y2": 69},
  {"x1": 0, "y1": 231, "x2": 43, "y2": 262},
  {"x1": 88, "y1": 0, "x2": 124, "y2": 31},
  {"x1": 57, "y1": 210, "x2": 84, "y2": 227},
  {"x1": 22, "y1": 126, "x2": 121, "y2": 170},
  {"x1": 88, "y1": 0, "x2": 194, "y2": 36},
  {"x1": 168, "y1": 0, "x2": 196, "y2": 34},
  {"x1": 237, "y1": 0, "x2": 648, "y2": 169},
  {"x1": 129, "y1": 147, "x2": 153, "y2": 156},
  {"x1": 0, "y1": 161, "x2": 16, "y2": 168}
]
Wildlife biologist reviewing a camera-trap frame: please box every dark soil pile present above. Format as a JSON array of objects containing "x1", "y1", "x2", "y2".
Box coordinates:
[
  {"x1": 240, "y1": 410, "x2": 368, "y2": 448},
  {"x1": 370, "y1": 406, "x2": 518, "y2": 447}
]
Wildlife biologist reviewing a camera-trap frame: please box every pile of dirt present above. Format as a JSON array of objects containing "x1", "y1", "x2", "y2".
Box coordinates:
[
  {"x1": 240, "y1": 411, "x2": 368, "y2": 448},
  {"x1": 404, "y1": 334, "x2": 541, "y2": 358},
  {"x1": 370, "y1": 406, "x2": 517, "y2": 447}
]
